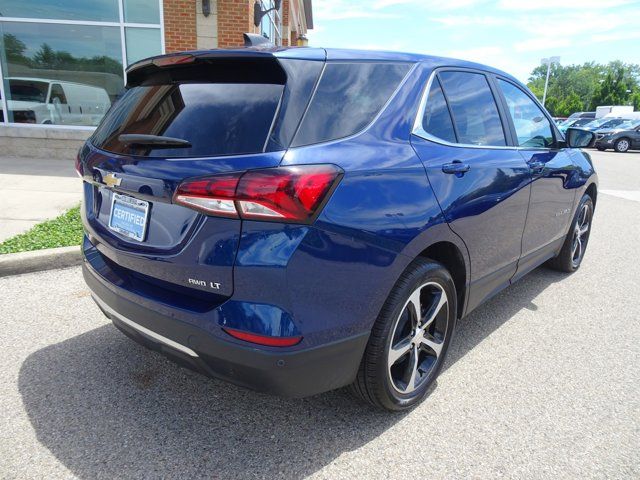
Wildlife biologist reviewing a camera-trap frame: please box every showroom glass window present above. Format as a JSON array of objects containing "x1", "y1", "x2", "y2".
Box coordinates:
[
  {"x1": 0, "y1": 0, "x2": 163, "y2": 127},
  {"x1": 258, "y1": 0, "x2": 283, "y2": 46}
]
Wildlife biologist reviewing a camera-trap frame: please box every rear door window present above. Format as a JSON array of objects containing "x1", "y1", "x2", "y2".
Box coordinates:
[
  {"x1": 438, "y1": 71, "x2": 506, "y2": 146},
  {"x1": 91, "y1": 82, "x2": 283, "y2": 157},
  {"x1": 292, "y1": 62, "x2": 411, "y2": 147}
]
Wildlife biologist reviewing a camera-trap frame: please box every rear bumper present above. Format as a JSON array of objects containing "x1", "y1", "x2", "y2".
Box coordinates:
[{"x1": 84, "y1": 261, "x2": 369, "y2": 398}]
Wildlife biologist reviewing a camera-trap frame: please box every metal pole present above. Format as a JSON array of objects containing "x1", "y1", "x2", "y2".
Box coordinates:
[{"x1": 542, "y1": 60, "x2": 551, "y2": 107}]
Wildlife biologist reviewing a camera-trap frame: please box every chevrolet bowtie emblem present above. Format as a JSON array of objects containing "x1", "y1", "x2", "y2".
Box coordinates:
[{"x1": 104, "y1": 172, "x2": 122, "y2": 188}]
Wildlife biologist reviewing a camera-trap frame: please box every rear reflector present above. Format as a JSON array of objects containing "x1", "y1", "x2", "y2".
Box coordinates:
[
  {"x1": 222, "y1": 327, "x2": 302, "y2": 347},
  {"x1": 173, "y1": 164, "x2": 342, "y2": 223}
]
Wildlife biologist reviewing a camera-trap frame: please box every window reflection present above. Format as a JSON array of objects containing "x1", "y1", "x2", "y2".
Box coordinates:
[
  {"x1": 498, "y1": 79, "x2": 554, "y2": 148},
  {"x1": 93, "y1": 83, "x2": 284, "y2": 157},
  {"x1": 0, "y1": 22, "x2": 123, "y2": 125},
  {"x1": 124, "y1": 0, "x2": 161, "y2": 24},
  {"x1": 439, "y1": 71, "x2": 506, "y2": 146},
  {"x1": 125, "y1": 28, "x2": 162, "y2": 66},
  {"x1": 0, "y1": 0, "x2": 119, "y2": 22}
]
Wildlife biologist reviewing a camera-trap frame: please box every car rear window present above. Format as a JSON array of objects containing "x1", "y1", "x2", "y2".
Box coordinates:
[
  {"x1": 91, "y1": 82, "x2": 284, "y2": 157},
  {"x1": 291, "y1": 62, "x2": 411, "y2": 147}
]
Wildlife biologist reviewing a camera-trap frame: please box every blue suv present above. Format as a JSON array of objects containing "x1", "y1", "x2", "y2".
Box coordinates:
[{"x1": 79, "y1": 47, "x2": 597, "y2": 411}]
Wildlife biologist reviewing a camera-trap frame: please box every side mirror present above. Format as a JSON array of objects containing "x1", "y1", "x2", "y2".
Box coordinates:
[{"x1": 565, "y1": 127, "x2": 595, "y2": 148}]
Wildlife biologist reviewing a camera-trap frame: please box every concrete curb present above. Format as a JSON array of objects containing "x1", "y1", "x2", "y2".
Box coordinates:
[{"x1": 0, "y1": 245, "x2": 82, "y2": 278}]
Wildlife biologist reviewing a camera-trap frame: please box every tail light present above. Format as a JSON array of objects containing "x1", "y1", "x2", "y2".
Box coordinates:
[
  {"x1": 222, "y1": 327, "x2": 302, "y2": 347},
  {"x1": 173, "y1": 164, "x2": 342, "y2": 223}
]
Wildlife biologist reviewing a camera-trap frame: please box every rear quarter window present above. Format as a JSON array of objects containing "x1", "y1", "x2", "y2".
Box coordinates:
[{"x1": 291, "y1": 62, "x2": 411, "y2": 147}]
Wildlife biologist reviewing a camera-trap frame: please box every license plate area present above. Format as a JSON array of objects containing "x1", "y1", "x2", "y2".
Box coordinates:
[{"x1": 108, "y1": 193, "x2": 150, "y2": 242}]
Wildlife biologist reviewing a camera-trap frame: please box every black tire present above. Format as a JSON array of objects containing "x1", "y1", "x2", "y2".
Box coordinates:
[
  {"x1": 547, "y1": 193, "x2": 594, "y2": 273},
  {"x1": 596, "y1": 146, "x2": 606, "y2": 151},
  {"x1": 350, "y1": 258, "x2": 457, "y2": 411},
  {"x1": 614, "y1": 137, "x2": 630, "y2": 153}
]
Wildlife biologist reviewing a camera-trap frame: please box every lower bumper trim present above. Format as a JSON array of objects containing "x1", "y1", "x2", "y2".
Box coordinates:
[{"x1": 92, "y1": 294, "x2": 199, "y2": 358}]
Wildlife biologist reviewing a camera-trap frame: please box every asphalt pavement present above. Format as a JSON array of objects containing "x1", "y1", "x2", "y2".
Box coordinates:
[{"x1": 0, "y1": 150, "x2": 638, "y2": 479}]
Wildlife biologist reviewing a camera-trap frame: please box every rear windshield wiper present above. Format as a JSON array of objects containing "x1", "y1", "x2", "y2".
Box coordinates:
[{"x1": 118, "y1": 134, "x2": 192, "y2": 149}]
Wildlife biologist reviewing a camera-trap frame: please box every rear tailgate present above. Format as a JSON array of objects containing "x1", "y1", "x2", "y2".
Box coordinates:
[{"x1": 79, "y1": 51, "x2": 324, "y2": 304}]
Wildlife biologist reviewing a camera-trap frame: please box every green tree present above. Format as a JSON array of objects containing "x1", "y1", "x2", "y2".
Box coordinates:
[
  {"x1": 2, "y1": 33, "x2": 29, "y2": 64},
  {"x1": 556, "y1": 91, "x2": 582, "y2": 117},
  {"x1": 631, "y1": 91, "x2": 640, "y2": 110},
  {"x1": 32, "y1": 43, "x2": 57, "y2": 68},
  {"x1": 527, "y1": 61, "x2": 640, "y2": 116},
  {"x1": 591, "y1": 64, "x2": 632, "y2": 107}
]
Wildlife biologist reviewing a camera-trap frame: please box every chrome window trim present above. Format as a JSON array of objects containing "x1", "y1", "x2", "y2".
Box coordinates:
[
  {"x1": 413, "y1": 67, "x2": 531, "y2": 151},
  {"x1": 92, "y1": 294, "x2": 199, "y2": 358}
]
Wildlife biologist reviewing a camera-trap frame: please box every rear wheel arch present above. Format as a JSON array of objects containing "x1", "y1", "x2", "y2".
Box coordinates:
[{"x1": 417, "y1": 241, "x2": 467, "y2": 319}]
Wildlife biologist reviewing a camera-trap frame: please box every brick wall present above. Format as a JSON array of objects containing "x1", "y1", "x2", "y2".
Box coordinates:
[
  {"x1": 217, "y1": 0, "x2": 256, "y2": 48},
  {"x1": 163, "y1": 0, "x2": 197, "y2": 52}
]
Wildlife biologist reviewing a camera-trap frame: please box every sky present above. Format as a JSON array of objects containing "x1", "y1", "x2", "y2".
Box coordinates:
[{"x1": 306, "y1": 0, "x2": 640, "y2": 82}]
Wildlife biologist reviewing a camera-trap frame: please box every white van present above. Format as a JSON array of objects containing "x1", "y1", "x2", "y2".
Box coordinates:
[
  {"x1": 6, "y1": 77, "x2": 111, "y2": 126},
  {"x1": 595, "y1": 105, "x2": 634, "y2": 118}
]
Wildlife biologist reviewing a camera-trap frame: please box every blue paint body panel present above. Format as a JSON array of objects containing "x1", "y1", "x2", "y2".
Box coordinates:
[{"x1": 79, "y1": 47, "x2": 598, "y2": 397}]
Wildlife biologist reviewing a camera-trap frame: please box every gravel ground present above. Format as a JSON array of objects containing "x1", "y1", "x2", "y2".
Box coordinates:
[{"x1": 0, "y1": 152, "x2": 638, "y2": 479}]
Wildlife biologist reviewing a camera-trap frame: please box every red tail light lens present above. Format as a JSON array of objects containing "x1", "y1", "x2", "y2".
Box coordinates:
[
  {"x1": 173, "y1": 165, "x2": 342, "y2": 223},
  {"x1": 174, "y1": 173, "x2": 241, "y2": 217},
  {"x1": 222, "y1": 327, "x2": 302, "y2": 347}
]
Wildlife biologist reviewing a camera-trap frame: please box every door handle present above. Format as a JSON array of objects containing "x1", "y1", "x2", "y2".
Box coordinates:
[
  {"x1": 528, "y1": 160, "x2": 545, "y2": 173},
  {"x1": 442, "y1": 162, "x2": 470, "y2": 176}
]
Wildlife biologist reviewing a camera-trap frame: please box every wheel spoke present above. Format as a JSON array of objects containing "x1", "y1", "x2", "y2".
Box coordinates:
[
  {"x1": 579, "y1": 206, "x2": 588, "y2": 225},
  {"x1": 388, "y1": 338, "x2": 412, "y2": 367},
  {"x1": 404, "y1": 346, "x2": 419, "y2": 393},
  {"x1": 406, "y1": 289, "x2": 422, "y2": 328},
  {"x1": 420, "y1": 290, "x2": 447, "y2": 331},
  {"x1": 579, "y1": 223, "x2": 589, "y2": 236},
  {"x1": 420, "y1": 334, "x2": 443, "y2": 357}
]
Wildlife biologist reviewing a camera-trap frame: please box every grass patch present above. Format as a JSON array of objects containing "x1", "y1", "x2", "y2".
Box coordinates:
[{"x1": 0, "y1": 205, "x2": 83, "y2": 254}]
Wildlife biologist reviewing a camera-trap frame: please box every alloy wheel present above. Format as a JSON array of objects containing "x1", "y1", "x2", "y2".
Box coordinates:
[
  {"x1": 616, "y1": 139, "x2": 629, "y2": 152},
  {"x1": 387, "y1": 282, "x2": 449, "y2": 394},
  {"x1": 571, "y1": 203, "x2": 591, "y2": 267}
]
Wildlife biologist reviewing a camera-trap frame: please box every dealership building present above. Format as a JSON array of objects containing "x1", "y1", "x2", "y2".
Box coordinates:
[{"x1": 0, "y1": 0, "x2": 313, "y2": 158}]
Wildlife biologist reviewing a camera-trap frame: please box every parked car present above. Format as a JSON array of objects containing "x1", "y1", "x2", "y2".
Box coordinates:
[
  {"x1": 566, "y1": 111, "x2": 595, "y2": 120},
  {"x1": 595, "y1": 105, "x2": 633, "y2": 118},
  {"x1": 558, "y1": 116, "x2": 594, "y2": 133},
  {"x1": 594, "y1": 120, "x2": 640, "y2": 152},
  {"x1": 5, "y1": 77, "x2": 111, "y2": 126},
  {"x1": 582, "y1": 117, "x2": 627, "y2": 132},
  {"x1": 78, "y1": 47, "x2": 597, "y2": 411}
]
